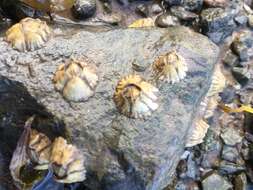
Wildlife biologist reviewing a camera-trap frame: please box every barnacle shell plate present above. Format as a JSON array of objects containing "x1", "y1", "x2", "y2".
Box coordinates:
[
  {"x1": 114, "y1": 75, "x2": 159, "y2": 119},
  {"x1": 153, "y1": 51, "x2": 188, "y2": 84},
  {"x1": 50, "y1": 137, "x2": 86, "y2": 183},
  {"x1": 5, "y1": 18, "x2": 51, "y2": 52},
  {"x1": 53, "y1": 59, "x2": 98, "y2": 102},
  {"x1": 28, "y1": 129, "x2": 52, "y2": 170}
]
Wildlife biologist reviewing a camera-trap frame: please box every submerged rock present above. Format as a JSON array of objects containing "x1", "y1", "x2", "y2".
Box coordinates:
[{"x1": 0, "y1": 27, "x2": 218, "y2": 190}]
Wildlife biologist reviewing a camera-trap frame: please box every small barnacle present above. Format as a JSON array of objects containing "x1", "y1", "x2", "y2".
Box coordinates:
[
  {"x1": 207, "y1": 66, "x2": 226, "y2": 97},
  {"x1": 200, "y1": 95, "x2": 219, "y2": 119},
  {"x1": 53, "y1": 58, "x2": 98, "y2": 102},
  {"x1": 50, "y1": 137, "x2": 86, "y2": 183},
  {"x1": 27, "y1": 129, "x2": 52, "y2": 170},
  {"x1": 113, "y1": 74, "x2": 159, "y2": 119},
  {"x1": 185, "y1": 119, "x2": 210, "y2": 147},
  {"x1": 152, "y1": 51, "x2": 188, "y2": 84},
  {"x1": 5, "y1": 17, "x2": 51, "y2": 52}
]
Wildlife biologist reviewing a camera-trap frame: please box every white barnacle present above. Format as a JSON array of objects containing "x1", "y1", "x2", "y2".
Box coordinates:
[
  {"x1": 53, "y1": 58, "x2": 98, "y2": 102},
  {"x1": 5, "y1": 17, "x2": 51, "y2": 52},
  {"x1": 152, "y1": 51, "x2": 188, "y2": 84},
  {"x1": 207, "y1": 66, "x2": 226, "y2": 97},
  {"x1": 113, "y1": 74, "x2": 159, "y2": 119},
  {"x1": 50, "y1": 137, "x2": 86, "y2": 183},
  {"x1": 27, "y1": 129, "x2": 52, "y2": 170},
  {"x1": 185, "y1": 119, "x2": 210, "y2": 147}
]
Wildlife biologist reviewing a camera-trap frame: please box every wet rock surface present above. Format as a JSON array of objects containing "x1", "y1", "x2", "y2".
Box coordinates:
[{"x1": 0, "y1": 27, "x2": 218, "y2": 190}]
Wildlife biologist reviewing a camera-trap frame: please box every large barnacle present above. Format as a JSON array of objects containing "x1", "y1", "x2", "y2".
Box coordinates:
[
  {"x1": 5, "y1": 17, "x2": 51, "y2": 52},
  {"x1": 50, "y1": 137, "x2": 86, "y2": 183},
  {"x1": 152, "y1": 51, "x2": 188, "y2": 84},
  {"x1": 53, "y1": 58, "x2": 98, "y2": 102},
  {"x1": 113, "y1": 74, "x2": 159, "y2": 119},
  {"x1": 27, "y1": 129, "x2": 52, "y2": 170},
  {"x1": 207, "y1": 66, "x2": 226, "y2": 97}
]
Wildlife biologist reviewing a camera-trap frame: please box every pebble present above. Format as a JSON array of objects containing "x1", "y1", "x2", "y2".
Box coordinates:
[
  {"x1": 232, "y1": 66, "x2": 251, "y2": 86},
  {"x1": 155, "y1": 14, "x2": 180, "y2": 27},
  {"x1": 221, "y1": 145, "x2": 241, "y2": 164},
  {"x1": 203, "y1": 0, "x2": 228, "y2": 7},
  {"x1": 201, "y1": 172, "x2": 232, "y2": 190},
  {"x1": 72, "y1": 0, "x2": 96, "y2": 20},
  {"x1": 219, "y1": 160, "x2": 245, "y2": 175},
  {"x1": 135, "y1": 4, "x2": 149, "y2": 17},
  {"x1": 170, "y1": 6, "x2": 198, "y2": 21},
  {"x1": 183, "y1": 0, "x2": 203, "y2": 12},
  {"x1": 150, "y1": 3, "x2": 163, "y2": 15},
  {"x1": 175, "y1": 178, "x2": 199, "y2": 190},
  {"x1": 219, "y1": 86, "x2": 236, "y2": 104},
  {"x1": 234, "y1": 14, "x2": 248, "y2": 26},
  {"x1": 221, "y1": 127, "x2": 244, "y2": 146},
  {"x1": 222, "y1": 49, "x2": 239, "y2": 67}
]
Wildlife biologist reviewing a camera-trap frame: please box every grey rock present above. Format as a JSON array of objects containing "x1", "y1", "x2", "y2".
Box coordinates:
[
  {"x1": 72, "y1": 0, "x2": 96, "y2": 19},
  {"x1": 0, "y1": 27, "x2": 219, "y2": 190},
  {"x1": 202, "y1": 172, "x2": 232, "y2": 190},
  {"x1": 222, "y1": 49, "x2": 239, "y2": 67},
  {"x1": 234, "y1": 173, "x2": 247, "y2": 190},
  {"x1": 221, "y1": 145, "x2": 242, "y2": 164},
  {"x1": 231, "y1": 31, "x2": 253, "y2": 62},
  {"x1": 155, "y1": 13, "x2": 180, "y2": 27},
  {"x1": 201, "y1": 151, "x2": 220, "y2": 168},
  {"x1": 150, "y1": 3, "x2": 163, "y2": 15},
  {"x1": 219, "y1": 160, "x2": 245, "y2": 175},
  {"x1": 175, "y1": 178, "x2": 199, "y2": 190},
  {"x1": 232, "y1": 66, "x2": 251, "y2": 86},
  {"x1": 183, "y1": 0, "x2": 203, "y2": 12},
  {"x1": 221, "y1": 127, "x2": 244, "y2": 146},
  {"x1": 200, "y1": 7, "x2": 237, "y2": 44},
  {"x1": 234, "y1": 14, "x2": 248, "y2": 26},
  {"x1": 170, "y1": 6, "x2": 199, "y2": 21},
  {"x1": 186, "y1": 153, "x2": 200, "y2": 180}
]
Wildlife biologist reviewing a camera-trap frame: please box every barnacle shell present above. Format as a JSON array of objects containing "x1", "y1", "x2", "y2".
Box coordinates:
[
  {"x1": 113, "y1": 74, "x2": 159, "y2": 118},
  {"x1": 207, "y1": 66, "x2": 226, "y2": 97},
  {"x1": 53, "y1": 58, "x2": 98, "y2": 102},
  {"x1": 28, "y1": 129, "x2": 52, "y2": 170},
  {"x1": 200, "y1": 95, "x2": 219, "y2": 119},
  {"x1": 152, "y1": 51, "x2": 188, "y2": 83},
  {"x1": 185, "y1": 119, "x2": 210, "y2": 147},
  {"x1": 50, "y1": 137, "x2": 86, "y2": 183},
  {"x1": 5, "y1": 18, "x2": 51, "y2": 52}
]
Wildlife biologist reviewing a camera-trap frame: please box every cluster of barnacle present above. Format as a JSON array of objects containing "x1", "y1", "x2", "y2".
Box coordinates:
[{"x1": 10, "y1": 117, "x2": 86, "y2": 188}]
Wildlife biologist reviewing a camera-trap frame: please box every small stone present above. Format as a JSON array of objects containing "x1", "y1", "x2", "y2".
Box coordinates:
[
  {"x1": 219, "y1": 160, "x2": 245, "y2": 175},
  {"x1": 219, "y1": 86, "x2": 236, "y2": 104},
  {"x1": 234, "y1": 14, "x2": 248, "y2": 26},
  {"x1": 150, "y1": 3, "x2": 163, "y2": 15},
  {"x1": 200, "y1": 8, "x2": 236, "y2": 43},
  {"x1": 221, "y1": 145, "x2": 240, "y2": 163},
  {"x1": 135, "y1": 4, "x2": 149, "y2": 17},
  {"x1": 72, "y1": 0, "x2": 96, "y2": 20},
  {"x1": 204, "y1": 0, "x2": 228, "y2": 7},
  {"x1": 221, "y1": 127, "x2": 244, "y2": 146},
  {"x1": 247, "y1": 14, "x2": 253, "y2": 27},
  {"x1": 234, "y1": 173, "x2": 247, "y2": 190},
  {"x1": 175, "y1": 178, "x2": 199, "y2": 190},
  {"x1": 222, "y1": 49, "x2": 239, "y2": 67},
  {"x1": 163, "y1": 0, "x2": 182, "y2": 6},
  {"x1": 231, "y1": 31, "x2": 253, "y2": 61},
  {"x1": 202, "y1": 172, "x2": 232, "y2": 190},
  {"x1": 201, "y1": 151, "x2": 220, "y2": 168},
  {"x1": 170, "y1": 6, "x2": 199, "y2": 21},
  {"x1": 155, "y1": 13, "x2": 180, "y2": 27},
  {"x1": 183, "y1": 0, "x2": 203, "y2": 12},
  {"x1": 232, "y1": 66, "x2": 250, "y2": 86}
]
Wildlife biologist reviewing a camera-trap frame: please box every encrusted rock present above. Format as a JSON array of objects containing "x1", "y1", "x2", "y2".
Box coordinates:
[
  {"x1": 0, "y1": 27, "x2": 219, "y2": 190},
  {"x1": 5, "y1": 17, "x2": 51, "y2": 52},
  {"x1": 202, "y1": 172, "x2": 232, "y2": 190}
]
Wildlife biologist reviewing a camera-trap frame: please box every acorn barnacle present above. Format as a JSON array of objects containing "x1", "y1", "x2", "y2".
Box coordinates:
[
  {"x1": 152, "y1": 51, "x2": 188, "y2": 83},
  {"x1": 207, "y1": 66, "x2": 226, "y2": 97},
  {"x1": 50, "y1": 137, "x2": 86, "y2": 183},
  {"x1": 53, "y1": 58, "x2": 98, "y2": 102},
  {"x1": 113, "y1": 74, "x2": 159, "y2": 119},
  {"x1": 5, "y1": 17, "x2": 51, "y2": 52},
  {"x1": 27, "y1": 129, "x2": 52, "y2": 170}
]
